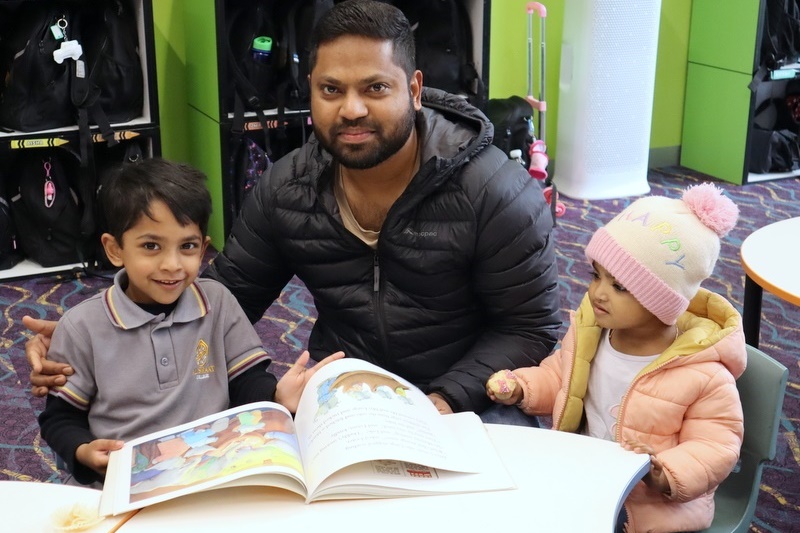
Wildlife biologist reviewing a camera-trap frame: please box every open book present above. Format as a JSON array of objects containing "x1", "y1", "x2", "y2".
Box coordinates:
[{"x1": 99, "y1": 358, "x2": 514, "y2": 517}]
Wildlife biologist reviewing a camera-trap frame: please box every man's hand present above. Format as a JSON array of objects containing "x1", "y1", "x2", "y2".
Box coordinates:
[
  {"x1": 427, "y1": 393, "x2": 453, "y2": 414},
  {"x1": 75, "y1": 439, "x2": 124, "y2": 475},
  {"x1": 623, "y1": 439, "x2": 671, "y2": 495},
  {"x1": 275, "y1": 350, "x2": 345, "y2": 413},
  {"x1": 22, "y1": 316, "x2": 70, "y2": 397}
]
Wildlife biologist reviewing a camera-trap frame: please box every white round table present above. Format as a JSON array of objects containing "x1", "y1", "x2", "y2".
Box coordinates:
[{"x1": 740, "y1": 217, "x2": 800, "y2": 347}]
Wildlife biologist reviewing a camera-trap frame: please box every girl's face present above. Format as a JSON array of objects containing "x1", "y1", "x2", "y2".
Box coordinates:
[{"x1": 588, "y1": 262, "x2": 662, "y2": 333}]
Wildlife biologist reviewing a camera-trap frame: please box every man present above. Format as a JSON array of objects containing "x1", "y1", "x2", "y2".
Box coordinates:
[{"x1": 26, "y1": 0, "x2": 560, "y2": 421}]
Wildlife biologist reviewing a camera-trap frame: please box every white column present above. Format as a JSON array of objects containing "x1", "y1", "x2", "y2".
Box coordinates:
[{"x1": 553, "y1": 0, "x2": 662, "y2": 199}]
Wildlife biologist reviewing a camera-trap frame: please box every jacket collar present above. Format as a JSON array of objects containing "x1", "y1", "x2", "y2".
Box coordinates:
[{"x1": 574, "y1": 288, "x2": 746, "y2": 378}]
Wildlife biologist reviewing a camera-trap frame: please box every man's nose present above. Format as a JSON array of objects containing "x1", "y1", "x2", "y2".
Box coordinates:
[{"x1": 340, "y1": 92, "x2": 368, "y2": 120}]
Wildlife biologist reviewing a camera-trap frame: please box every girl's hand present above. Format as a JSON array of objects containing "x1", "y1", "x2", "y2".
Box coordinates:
[{"x1": 623, "y1": 438, "x2": 671, "y2": 495}]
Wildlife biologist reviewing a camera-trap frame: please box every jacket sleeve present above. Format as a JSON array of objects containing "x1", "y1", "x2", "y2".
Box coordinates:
[
  {"x1": 203, "y1": 161, "x2": 295, "y2": 324},
  {"x1": 657, "y1": 366, "x2": 744, "y2": 502},
  {"x1": 38, "y1": 395, "x2": 102, "y2": 485},
  {"x1": 426, "y1": 151, "x2": 562, "y2": 413}
]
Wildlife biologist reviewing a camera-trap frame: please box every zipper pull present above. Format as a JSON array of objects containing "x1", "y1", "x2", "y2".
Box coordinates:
[{"x1": 373, "y1": 255, "x2": 380, "y2": 292}]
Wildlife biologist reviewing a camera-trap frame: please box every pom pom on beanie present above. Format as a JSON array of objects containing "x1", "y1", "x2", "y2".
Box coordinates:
[{"x1": 585, "y1": 183, "x2": 739, "y2": 325}]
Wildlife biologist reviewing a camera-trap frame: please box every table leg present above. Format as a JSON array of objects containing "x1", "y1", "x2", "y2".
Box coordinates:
[{"x1": 742, "y1": 275, "x2": 763, "y2": 348}]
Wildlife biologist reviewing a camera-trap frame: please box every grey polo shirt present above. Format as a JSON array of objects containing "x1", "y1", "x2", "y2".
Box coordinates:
[{"x1": 49, "y1": 269, "x2": 270, "y2": 441}]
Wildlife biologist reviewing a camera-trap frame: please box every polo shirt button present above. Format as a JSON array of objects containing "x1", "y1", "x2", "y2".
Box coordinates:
[{"x1": 160, "y1": 357, "x2": 169, "y2": 366}]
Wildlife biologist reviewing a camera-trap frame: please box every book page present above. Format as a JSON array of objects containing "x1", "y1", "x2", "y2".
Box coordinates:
[
  {"x1": 293, "y1": 359, "x2": 504, "y2": 498},
  {"x1": 310, "y1": 411, "x2": 515, "y2": 500},
  {"x1": 100, "y1": 402, "x2": 307, "y2": 516}
]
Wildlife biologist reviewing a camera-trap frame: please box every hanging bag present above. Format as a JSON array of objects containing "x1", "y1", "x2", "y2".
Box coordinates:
[{"x1": 9, "y1": 149, "x2": 83, "y2": 267}]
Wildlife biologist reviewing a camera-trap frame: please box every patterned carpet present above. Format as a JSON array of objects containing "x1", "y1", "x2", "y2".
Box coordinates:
[{"x1": 0, "y1": 166, "x2": 798, "y2": 531}]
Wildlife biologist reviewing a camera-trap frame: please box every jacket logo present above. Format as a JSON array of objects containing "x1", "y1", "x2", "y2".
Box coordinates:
[
  {"x1": 403, "y1": 227, "x2": 437, "y2": 238},
  {"x1": 193, "y1": 339, "x2": 215, "y2": 379}
]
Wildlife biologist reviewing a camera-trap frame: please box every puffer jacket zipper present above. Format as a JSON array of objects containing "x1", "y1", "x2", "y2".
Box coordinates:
[{"x1": 373, "y1": 253, "x2": 391, "y2": 366}]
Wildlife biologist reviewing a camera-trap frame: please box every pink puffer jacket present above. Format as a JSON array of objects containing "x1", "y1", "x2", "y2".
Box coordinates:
[{"x1": 514, "y1": 288, "x2": 746, "y2": 533}]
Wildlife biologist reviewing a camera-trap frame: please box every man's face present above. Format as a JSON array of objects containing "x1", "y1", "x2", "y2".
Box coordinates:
[{"x1": 309, "y1": 35, "x2": 422, "y2": 169}]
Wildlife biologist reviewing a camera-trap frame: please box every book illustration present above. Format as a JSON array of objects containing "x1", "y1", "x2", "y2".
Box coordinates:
[
  {"x1": 315, "y1": 370, "x2": 412, "y2": 418},
  {"x1": 100, "y1": 359, "x2": 516, "y2": 517},
  {"x1": 128, "y1": 406, "x2": 301, "y2": 503}
]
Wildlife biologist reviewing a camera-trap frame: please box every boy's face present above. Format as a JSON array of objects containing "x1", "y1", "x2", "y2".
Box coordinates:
[
  {"x1": 101, "y1": 199, "x2": 209, "y2": 305},
  {"x1": 588, "y1": 262, "x2": 662, "y2": 331}
]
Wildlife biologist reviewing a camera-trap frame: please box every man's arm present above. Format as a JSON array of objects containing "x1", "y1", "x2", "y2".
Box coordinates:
[
  {"x1": 427, "y1": 155, "x2": 562, "y2": 413},
  {"x1": 23, "y1": 316, "x2": 71, "y2": 397}
]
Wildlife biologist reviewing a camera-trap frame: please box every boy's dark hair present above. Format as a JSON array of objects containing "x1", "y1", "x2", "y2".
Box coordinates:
[
  {"x1": 100, "y1": 158, "x2": 212, "y2": 244},
  {"x1": 308, "y1": 0, "x2": 415, "y2": 79}
]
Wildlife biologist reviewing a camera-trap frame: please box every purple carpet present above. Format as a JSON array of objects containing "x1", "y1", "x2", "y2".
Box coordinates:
[{"x1": 0, "y1": 166, "x2": 798, "y2": 530}]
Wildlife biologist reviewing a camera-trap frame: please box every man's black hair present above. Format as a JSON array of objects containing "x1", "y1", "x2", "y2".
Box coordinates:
[{"x1": 308, "y1": 0, "x2": 416, "y2": 78}]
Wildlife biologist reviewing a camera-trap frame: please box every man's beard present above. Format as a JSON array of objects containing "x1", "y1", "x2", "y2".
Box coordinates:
[{"x1": 315, "y1": 100, "x2": 417, "y2": 170}]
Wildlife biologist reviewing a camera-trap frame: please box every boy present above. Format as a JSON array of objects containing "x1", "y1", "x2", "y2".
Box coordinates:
[{"x1": 37, "y1": 158, "x2": 342, "y2": 487}]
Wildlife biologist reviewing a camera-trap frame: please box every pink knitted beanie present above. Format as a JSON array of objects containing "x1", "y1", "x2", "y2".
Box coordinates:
[{"x1": 584, "y1": 183, "x2": 739, "y2": 325}]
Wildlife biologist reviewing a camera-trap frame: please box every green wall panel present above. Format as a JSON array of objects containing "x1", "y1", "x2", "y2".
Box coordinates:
[{"x1": 188, "y1": 107, "x2": 225, "y2": 248}]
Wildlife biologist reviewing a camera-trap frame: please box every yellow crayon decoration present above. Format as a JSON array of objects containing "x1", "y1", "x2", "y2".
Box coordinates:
[
  {"x1": 10, "y1": 138, "x2": 69, "y2": 149},
  {"x1": 92, "y1": 130, "x2": 141, "y2": 143}
]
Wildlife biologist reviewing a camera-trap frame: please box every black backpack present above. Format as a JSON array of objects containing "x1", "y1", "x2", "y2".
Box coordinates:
[
  {"x1": 0, "y1": 169, "x2": 22, "y2": 271},
  {"x1": 230, "y1": 135, "x2": 271, "y2": 215},
  {"x1": 486, "y1": 96, "x2": 534, "y2": 168},
  {"x1": 225, "y1": 0, "x2": 285, "y2": 115},
  {"x1": 760, "y1": 0, "x2": 800, "y2": 70},
  {"x1": 398, "y1": 0, "x2": 486, "y2": 110},
  {"x1": 281, "y1": 0, "x2": 334, "y2": 111},
  {"x1": 0, "y1": 0, "x2": 143, "y2": 133},
  {"x1": 9, "y1": 149, "x2": 84, "y2": 267},
  {"x1": 0, "y1": 5, "x2": 74, "y2": 132}
]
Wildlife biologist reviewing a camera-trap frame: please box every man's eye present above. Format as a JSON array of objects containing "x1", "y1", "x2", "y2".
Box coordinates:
[
  {"x1": 369, "y1": 83, "x2": 387, "y2": 93},
  {"x1": 321, "y1": 85, "x2": 339, "y2": 95}
]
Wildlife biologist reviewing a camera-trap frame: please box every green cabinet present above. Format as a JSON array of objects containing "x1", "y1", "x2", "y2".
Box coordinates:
[{"x1": 681, "y1": 0, "x2": 799, "y2": 185}]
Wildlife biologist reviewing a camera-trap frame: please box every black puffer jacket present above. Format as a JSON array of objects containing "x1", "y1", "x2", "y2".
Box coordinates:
[{"x1": 206, "y1": 88, "x2": 561, "y2": 413}]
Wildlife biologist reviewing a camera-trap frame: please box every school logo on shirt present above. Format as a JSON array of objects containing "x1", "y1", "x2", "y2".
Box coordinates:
[{"x1": 193, "y1": 339, "x2": 215, "y2": 379}]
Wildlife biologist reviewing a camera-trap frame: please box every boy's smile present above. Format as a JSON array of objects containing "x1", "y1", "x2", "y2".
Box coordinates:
[{"x1": 101, "y1": 199, "x2": 209, "y2": 305}]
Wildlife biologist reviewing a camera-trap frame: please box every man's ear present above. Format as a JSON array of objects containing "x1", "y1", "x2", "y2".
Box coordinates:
[
  {"x1": 411, "y1": 70, "x2": 423, "y2": 111},
  {"x1": 100, "y1": 233, "x2": 124, "y2": 267}
]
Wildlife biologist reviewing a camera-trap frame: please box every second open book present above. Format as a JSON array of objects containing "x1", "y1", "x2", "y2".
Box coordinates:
[{"x1": 99, "y1": 358, "x2": 514, "y2": 516}]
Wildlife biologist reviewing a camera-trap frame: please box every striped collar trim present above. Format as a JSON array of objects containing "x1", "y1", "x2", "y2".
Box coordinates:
[{"x1": 104, "y1": 270, "x2": 210, "y2": 329}]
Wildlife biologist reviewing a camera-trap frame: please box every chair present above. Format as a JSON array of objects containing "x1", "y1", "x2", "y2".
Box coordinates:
[{"x1": 700, "y1": 345, "x2": 789, "y2": 533}]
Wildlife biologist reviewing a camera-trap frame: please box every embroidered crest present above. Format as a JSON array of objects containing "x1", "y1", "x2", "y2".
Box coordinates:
[{"x1": 193, "y1": 339, "x2": 215, "y2": 378}]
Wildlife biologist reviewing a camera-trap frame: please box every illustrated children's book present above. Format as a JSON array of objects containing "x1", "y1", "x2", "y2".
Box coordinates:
[{"x1": 99, "y1": 358, "x2": 514, "y2": 517}]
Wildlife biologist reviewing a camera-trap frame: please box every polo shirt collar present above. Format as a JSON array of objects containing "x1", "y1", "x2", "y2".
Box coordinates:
[{"x1": 103, "y1": 269, "x2": 210, "y2": 330}]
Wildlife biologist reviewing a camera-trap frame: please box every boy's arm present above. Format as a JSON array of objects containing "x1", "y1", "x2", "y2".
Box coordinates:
[
  {"x1": 228, "y1": 361, "x2": 278, "y2": 407},
  {"x1": 38, "y1": 395, "x2": 103, "y2": 485}
]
